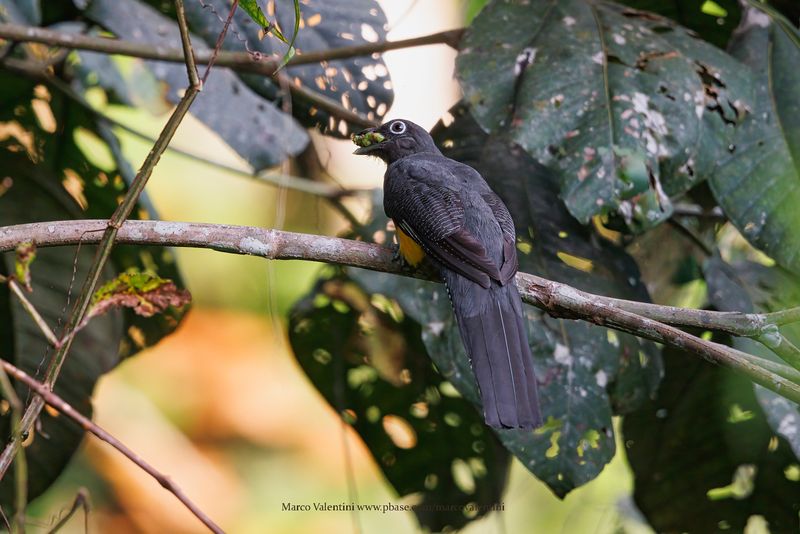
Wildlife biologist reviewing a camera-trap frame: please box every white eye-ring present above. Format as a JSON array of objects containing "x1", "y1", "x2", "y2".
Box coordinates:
[{"x1": 389, "y1": 121, "x2": 406, "y2": 134}]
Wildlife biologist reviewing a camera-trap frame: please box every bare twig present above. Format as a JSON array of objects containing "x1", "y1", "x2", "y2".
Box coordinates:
[
  {"x1": 0, "y1": 22, "x2": 462, "y2": 73},
  {"x1": 2, "y1": 219, "x2": 799, "y2": 403},
  {"x1": 7, "y1": 280, "x2": 60, "y2": 348},
  {"x1": 0, "y1": 366, "x2": 26, "y2": 534},
  {"x1": 0, "y1": 52, "x2": 362, "y2": 200},
  {"x1": 176, "y1": 0, "x2": 201, "y2": 88},
  {"x1": 47, "y1": 488, "x2": 90, "y2": 534},
  {"x1": 202, "y1": 0, "x2": 238, "y2": 84},
  {"x1": 758, "y1": 333, "x2": 800, "y2": 371},
  {"x1": 0, "y1": 360, "x2": 224, "y2": 534},
  {"x1": 0, "y1": 22, "x2": 463, "y2": 128},
  {"x1": 0, "y1": 5, "x2": 202, "y2": 482}
]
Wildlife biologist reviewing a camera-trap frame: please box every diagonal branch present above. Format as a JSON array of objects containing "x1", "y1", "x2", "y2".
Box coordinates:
[
  {"x1": 0, "y1": 360, "x2": 224, "y2": 534},
  {"x1": 0, "y1": 2, "x2": 202, "y2": 482},
  {"x1": 1, "y1": 219, "x2": 799, "y2": 404}
]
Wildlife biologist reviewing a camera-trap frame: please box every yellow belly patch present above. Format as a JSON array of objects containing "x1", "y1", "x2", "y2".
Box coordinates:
[{"x1": 396, "y1": 226, "x2": 425, "y2": 266}]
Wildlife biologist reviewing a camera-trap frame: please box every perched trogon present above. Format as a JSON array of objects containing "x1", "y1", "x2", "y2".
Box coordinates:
[{"x1": 353, "y1": 119, "x2": 543, "y2": 429}]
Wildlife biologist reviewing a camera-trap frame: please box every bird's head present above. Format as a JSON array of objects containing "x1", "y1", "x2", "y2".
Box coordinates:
[{"x1": 352, "y1": 119, "x2": 439, "y2": 163}]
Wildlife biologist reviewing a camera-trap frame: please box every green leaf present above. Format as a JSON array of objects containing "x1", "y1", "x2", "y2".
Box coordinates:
[
  {"x1": 619, "y1": 0, "x2": 741, "y2": 49},
  {"x1": 88, "y1": 269, "x2": 191, "y2": 321},
  {"x1": 704, "y1": 256, "x2": 800, "y2": 459},
  {"x1": 82, "y1": 0, "x2": 309, "y2": 170},
  {"x1": 623, "y1": 344, "x2": 800, "y2": 532},
  {"x1": 457, "y1": 0, "x2": 754, "y2": 230},
  {"x1": 348, "y1": 104, "x2": 661, "y2": 497},
  {"x1": 708, "y1": 4, "x2": 800, "y2": 274},
  {"x1": 289, "y1": 276, "x2": 510, "y2": 532},
  {"x1": 238, "y1": 0, "x2": 270, "y2": 28}
]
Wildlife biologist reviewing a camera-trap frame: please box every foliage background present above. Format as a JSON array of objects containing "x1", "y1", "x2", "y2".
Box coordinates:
[{"x1": 0, "y1": 0, "x2": 798, "y2": 532}]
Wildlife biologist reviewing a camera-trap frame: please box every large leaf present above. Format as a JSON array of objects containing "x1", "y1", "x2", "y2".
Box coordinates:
[
  {"x1": 623, "y1": 344, "x2": 800, "y2": 532},
  {"x1": 457, "y1": 0, "x2": 753, "y2": 230},
  {"x1": 182, "y1": 0, "x2": 393, "y2": 137},
  {"x1": 289, "y1": 275, "x2": 510, "y2": 532},
  {"x1": 704, "y1": 256, "x2": 800, "y2": 459},
  {"x1": 0, "y1": 77, "x2": 188, "y2": 503},
  {"x1": 619, "y1": 0, "x2": 742, "y2": 49},
  {"x1": 0, "y1": 0, "x2": 40, "y2": 24},
  {"x1": 82, "y1": 0, "x2": 309, "y2": 170},
  {"x1": 709, "y1": 5, "x2": 800, "y2": 274},
  {"x1": 0, "y1": 156, "x2": 122, "y2": 505},
  {"x1": 0, "y1": 76, "x2": 186, "y2": 356},
  {"x1": 349, "y1": 104, "x2": 661, "y2": 497}
]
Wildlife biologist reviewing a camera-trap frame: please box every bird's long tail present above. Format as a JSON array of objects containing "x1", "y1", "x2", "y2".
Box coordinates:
[{"x1": 447, "y1": 276, "x2": 542, "y2": 429}]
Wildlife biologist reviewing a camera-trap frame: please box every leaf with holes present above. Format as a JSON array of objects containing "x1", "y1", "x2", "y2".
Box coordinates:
[
  {"x1": 350, "y1": 104, "x2": 661, "y2": 497},
  {"x1": 0, "y1": 154, "x2": 122, "y2": 505},
  {"x1": 289, "y1": 276, "x2": 510, "y2": 532},
  {"x1": 82, "y1": 0, "x2": 309, "y2": 170},
  {"x1": 183, "y1": 0, "x2": 393, "y2": 137},
  {"x1": 704, "y1": 256, "x2": 800, "y2": 459},
  {"x1": 708, "y1": 5, "x2": 800, "y2": 274},
  {"x1": 623, "y1": 344, "x2": 800, "y2": 532},
  {"x1": 457, "y1": 0, "x2": 753, "y2": 230},
  {"x1": 0, "y1": 77, "x2": 188, "y2": 356},
  {"x1": 0, "y1": 79, "x2": 188, "y2": 504}
]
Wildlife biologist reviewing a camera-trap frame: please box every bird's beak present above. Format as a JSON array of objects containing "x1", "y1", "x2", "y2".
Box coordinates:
[{"x1": 352, "y1": 128, "x2": 385, "y2": 155}]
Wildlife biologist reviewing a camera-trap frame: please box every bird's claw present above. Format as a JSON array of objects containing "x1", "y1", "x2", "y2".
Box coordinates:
[{"x1": 389, "y1": 242, "x2": 405, "y2": 264}]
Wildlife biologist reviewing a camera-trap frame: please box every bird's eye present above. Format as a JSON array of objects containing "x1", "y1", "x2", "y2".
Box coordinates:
[{"x1": 389, "y1": 121, "x2": 406, "y2": 134}]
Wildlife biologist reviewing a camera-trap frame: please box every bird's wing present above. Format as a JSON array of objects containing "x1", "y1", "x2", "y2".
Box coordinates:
[
  {"x1": 385, "y1": 163, "x2": 503, "y2": 289},
  {"x1": 481, "y1": 192, "x2": 519, "y2": 285}
]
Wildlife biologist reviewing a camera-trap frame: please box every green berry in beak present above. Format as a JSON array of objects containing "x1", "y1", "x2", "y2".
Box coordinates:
[{"x1": 352, "y1": 131, "x2": 385, "y2": 147}]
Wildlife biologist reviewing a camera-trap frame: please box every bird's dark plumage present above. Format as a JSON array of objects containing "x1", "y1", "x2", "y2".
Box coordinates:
[{"x1": 354, "y1": 119, "x2": 542, "y2": 429}]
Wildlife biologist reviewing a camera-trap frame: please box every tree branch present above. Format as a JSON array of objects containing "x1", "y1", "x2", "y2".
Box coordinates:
[
  {"x1": 0, "y1": 22, "x2": 462, "y2": 74},
  {"x1": 0, "y1": 22, "x2": 463, "y2": 128},
  {"x1": 0, "y1": 5, "x2": 202, "y2": 482},
  {"x1": 2, "y1": 219, "x2": 799, "y2": 403},
  {"x1": 0, "y1": 360, "x2": 223, "y2": 534}
]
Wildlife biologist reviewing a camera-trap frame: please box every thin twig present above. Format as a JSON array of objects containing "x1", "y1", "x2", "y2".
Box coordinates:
[
  {"x1": 0, "y1": 366, "x2": 26, "y2": 534},
  {"x1": 47, "y1": 488, "x2": 90, "y2": 534},
  {"x1": 7, "y1": 280, "x2": 60, "y2": 348},
  {"x1": 0, "y1": 22, "x2": 462, "y2": 128},
  {"x1": 0, "y1": 22, "x2": 462, "y2": 73},
  {"x1": 0, "y1": 7, "x2": 202, "y2": 482},
  {"x1": 2, "y1": 219, "x2": 799, "y2": 403},
  {"x1": 202, "y1": 0, "x2": 238, "y2": 84},
  {"x1": 758, "y1": 333, "x2": 800, "y2": 371},
  {"x1": 176, "y1": 0, "x2": 201, "y2": 88},
  {"x1": 666, "y1": 218, "x2": 713, "y2": 256},
  {"x1": 0, "y1": 360, "x2": 224, "y2": 534},
  {"x1": 0, "y1": 53, "x2": 361, "y2": 200},
  {"x1": 275, "y1": 71, "x2": 375, "y2": 127}
]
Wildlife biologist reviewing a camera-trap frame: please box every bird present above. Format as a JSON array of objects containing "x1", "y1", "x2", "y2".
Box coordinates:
[{"x1": 353, "y1": 119, "x2": 543, "y2": 429}]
